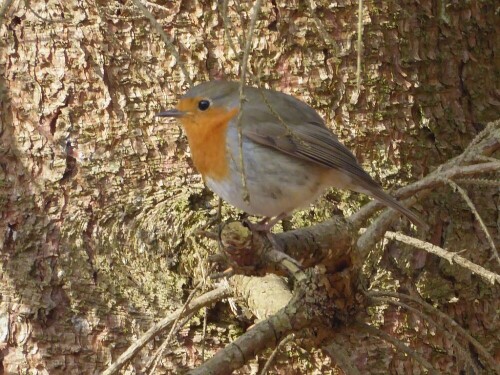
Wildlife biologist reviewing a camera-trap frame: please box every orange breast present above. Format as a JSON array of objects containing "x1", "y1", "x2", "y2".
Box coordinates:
[{"x1": 179, "y1": 104, "x2": 239, "y2": 181}]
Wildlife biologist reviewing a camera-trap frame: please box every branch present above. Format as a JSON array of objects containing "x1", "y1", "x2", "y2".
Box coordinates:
[
  {"x1": 350, "y1": 119, "x2": 500, "y2": 228},
  {"x1": 102, "y1": 286, "x2": 231, "y2": 375},
  {"x1": 187, "y1": 305, "x2": 299, "y2": 375},
  {"x1": 350, "y1": 161, "x2": 500, "y2": 230},
  {"x1": 354, "y1": 161, "x2": 499, "y2": 254},
  {"x1": 217, "y1": 217, "x2": 355, "y2": 276},
  {"x1": 383, "y1": 231, "x2": 500, "y2": 285},
  {"x1": 259, "y1": 334, "x2": 294, "y2": 375},
  {"x1": 190, "y1": 265, "x2": 358, "y2": 375},
  {"x1": 230, "y1": 274, "x2": 292, "y2": 320}
]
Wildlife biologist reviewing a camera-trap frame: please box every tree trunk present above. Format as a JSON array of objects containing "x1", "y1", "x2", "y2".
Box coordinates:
[{"x1": 0, "y1": 0, "x2": 498, "y2": 373}]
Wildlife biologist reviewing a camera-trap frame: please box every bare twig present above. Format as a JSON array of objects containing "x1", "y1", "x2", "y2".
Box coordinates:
[
  {"x1": 356, "y1": 322, "x2": 439, "y2": 375},
  {"x1": 383, "y1": 231, "x2": 500, "y2": 285},
  {"x1": 356, "y1": 203, "x2": 402, "y2": 257},
  {"x1": 201, "y1": 307, "x2": 208, "y2": 361},
  {"x1": 350, "y1": 119, "x2": 499, "y2": 228},
  {"x1": 259, "y1": 334, "x2": 294, "y2": 375},
  {"x1": 236, "y1": 0, "x2": 263, "y2": 204},
  {"x1": 444, "y1": 178, "x2": 499, "y2": 264},
  {"x1": 370, "y1": 296, "x2": 480, "y2": 374},
  {"x1": 221, "y1": 0, "x2": 241, "y2": 59},
  {"x1": 131, "y1": 0, "x2": 193, "y2": 86},
  {"x1": 350, "y1": 161, "x2": 500, "y2": 229},
  {"x1": 356, "y1": 0, "x2": 364, "y2": 91},
  {"x1": 146, "y1": 311, "x2": 196, "y2": 375},
  {"x1": 102, "y1": 286, "x2": 231, "y2": 375},
  {"x1": 455, "y1": 178, "x2": 500, "y2": 187},
  {"x1": 367, "y1": 290, "x2": 499, "y2": 372},
  {"x1": 144, "y1": 283, "x2": 203, "y2": 374}
]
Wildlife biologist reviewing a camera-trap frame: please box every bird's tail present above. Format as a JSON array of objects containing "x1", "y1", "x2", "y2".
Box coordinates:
[
  {"x1": 368, "y1": 187, "x2": 425, "y2": 228},
  {"x1": 352, "y1": 181, "x2": 425, "y2": 228}
]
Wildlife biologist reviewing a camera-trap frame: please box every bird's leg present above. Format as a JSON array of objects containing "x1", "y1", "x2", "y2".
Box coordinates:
[
  {"x1": 242, "y1": 214, "x2": 303, "y2": 271},
  {"x1": 244, "y1": 213, "x2": 288, "y2": 250},
  {"x1": 245, "y1": 213, "x2": 288, "y2": 233}
]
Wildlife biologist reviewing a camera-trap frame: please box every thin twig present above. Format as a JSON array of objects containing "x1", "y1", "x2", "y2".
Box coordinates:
[
  {"x1": 131, "y1": 0, "x2": 193, "y2": 86},
  {"x1": 146, "y1": 311, "x2": 196, "y2": 375},
  {"x1": 221, "y1": 0, "x2": 241, "y2": 59},
  {"x1": 356, "y1": 0, "x2": 364, "y2": 91},
  {"x1": 356, "y1": 322, "x2": 439, "y2": 375},
  {"x1": 350, "y1": 161, "x2": 500, "y2": 229},
  {"x1": 102, "y1": 286, "x2": 231, "y2": 375},
  {"x1": 455, "y1": 178, "x2": 500, "y2": 187},
  {"x1": 201, "y1": 307, "x2": 208, "y2": 361},
  {"x1": 384, "y1": 231, "x2": 500, "y2": 285},
  {"x1": 259, "y1": 334, "x2": 294, "y2": 375},
  {"x1": 444, "y1": 178, "x2": 499, "y2": 264},
  {"x1": 236, "y1": 0, "x2": 263, "y2": 204},
  {"x1": 144, "y1": 283, "x2": 203, "y2": 374},
  {"x1": 370, "y1": 296, "x2": 480, "y2": 374},
  {"x1": 349, "y1": 119, "x2": 499, "y2": 228},
  {"x1": 366, "y1": 290, "x2": 500, "y2": 372}
]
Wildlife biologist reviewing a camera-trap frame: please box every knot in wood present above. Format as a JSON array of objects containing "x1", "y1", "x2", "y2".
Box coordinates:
[
  {"x1": 219, "y1": 221, "x2": 265, "y2": 271},
  {"x1": 293, "y1": 266, "x2": 360, "y2": 329}
]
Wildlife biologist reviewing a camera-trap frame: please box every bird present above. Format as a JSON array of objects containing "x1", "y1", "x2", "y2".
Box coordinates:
[{"x1": 157, "y1": 80, "x2": 424, "y2": 229}]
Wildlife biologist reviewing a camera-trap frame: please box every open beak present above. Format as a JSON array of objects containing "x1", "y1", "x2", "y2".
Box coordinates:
[{"x1": 156, "y1": 109, "x2": 186, "y2": 118}]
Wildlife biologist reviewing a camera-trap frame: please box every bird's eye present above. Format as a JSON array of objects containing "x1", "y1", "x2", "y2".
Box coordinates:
[{"x1": 198, "y1": 100, "x2": 210, "y2": 111}]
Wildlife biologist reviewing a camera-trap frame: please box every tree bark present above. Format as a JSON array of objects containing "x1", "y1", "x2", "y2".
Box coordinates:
[{"x1": 0, "y1": 0, "x2": 498, "y2": 373}]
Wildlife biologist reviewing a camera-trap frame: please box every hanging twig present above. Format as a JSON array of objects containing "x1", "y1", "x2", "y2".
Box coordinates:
[
  {"x1": 370, "y1": 296, "x2": 480, "y2": 374},
  {"x1": 366, "y1": 290, "x2": 499, "y2": 372},
  {"x1": 236, "y1": 0, "x2": 263, "y2": 204},
  {"x1": 131, "y1": 0, "x2": 193, "y2": 86},
  {"x1": 356, "y1": 322, "x2": 439, "y2": 375}
]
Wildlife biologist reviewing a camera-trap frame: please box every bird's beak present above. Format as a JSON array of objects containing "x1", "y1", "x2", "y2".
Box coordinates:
[{"x1": 156, "y1": 109, "x2": 186, "y2": 118}]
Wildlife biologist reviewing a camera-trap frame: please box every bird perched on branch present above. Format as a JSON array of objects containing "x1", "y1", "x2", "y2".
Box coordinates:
[{"x1": 158, "y1": 81, "x2": 424, "y2": 229}]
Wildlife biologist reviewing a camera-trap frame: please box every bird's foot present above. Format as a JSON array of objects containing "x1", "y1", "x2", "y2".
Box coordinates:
[
  {"x1": 243, "y1": 213, "x2": 288, "y2": 233},
  {"x1": 243, "y1": 214, "x2": 291, "y2": 255}
]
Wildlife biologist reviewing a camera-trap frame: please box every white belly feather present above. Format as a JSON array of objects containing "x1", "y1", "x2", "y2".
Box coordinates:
[{"x1": 205, "y1": 127, "x2": 350, "y2": 217}]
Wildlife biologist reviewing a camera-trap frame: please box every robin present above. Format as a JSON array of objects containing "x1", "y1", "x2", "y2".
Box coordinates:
[{"x1": 157, "y1": 81, "x2": 424, "y2": 228}]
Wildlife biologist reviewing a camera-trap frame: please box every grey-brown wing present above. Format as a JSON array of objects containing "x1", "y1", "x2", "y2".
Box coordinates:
[
  {"x1": 243, "y1": 121, "x2": 380, "y2": 189},
  {"x1": 244, "y1": 122, "x2": 426, "y2": 227}
]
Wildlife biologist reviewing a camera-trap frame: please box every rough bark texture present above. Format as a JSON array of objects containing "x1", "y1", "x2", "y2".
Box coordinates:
[{"x1": 0, "y1": 0, "x2": 498, "y2": 374}]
